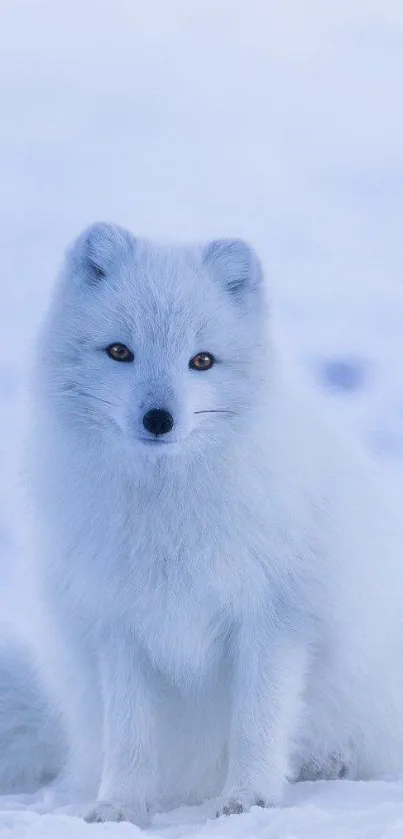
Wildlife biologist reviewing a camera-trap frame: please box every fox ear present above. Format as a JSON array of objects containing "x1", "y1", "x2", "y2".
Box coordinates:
[
  {"x1": 68, "y1": 222, "x2": 134, "y2": 285},
  {"x1": 203, "y1": 239, "x2": 263, "y2": 302}
]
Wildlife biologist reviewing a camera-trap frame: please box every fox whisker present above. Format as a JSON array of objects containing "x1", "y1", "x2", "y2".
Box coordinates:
[{"x1": 193, "y1": 410, "x2": 236, "y2": 415}]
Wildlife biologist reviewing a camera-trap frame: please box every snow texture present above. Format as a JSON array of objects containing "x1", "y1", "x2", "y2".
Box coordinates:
[{"x1": 0, "y1": 0, "x2": 403, "y2": 836}]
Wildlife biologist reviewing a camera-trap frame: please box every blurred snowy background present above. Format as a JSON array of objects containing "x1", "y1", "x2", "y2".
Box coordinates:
[{"x1": 0, "y1": 1, "x2": 402, "y2": 836}]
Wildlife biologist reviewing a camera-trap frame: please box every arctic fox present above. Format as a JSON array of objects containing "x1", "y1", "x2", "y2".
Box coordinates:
[{"x1": 3, "y1": 222, "x2": 403, "y2": 825}]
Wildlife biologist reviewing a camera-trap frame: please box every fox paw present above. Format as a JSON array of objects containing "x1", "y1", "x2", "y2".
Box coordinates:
[
  {"x1": 84, "y1": 799, "x2": 149, "y2": 826},
  {"x1": 215, "y1": 786, "x2": 278, "y2": 818},
  {"x1": 295, "y1": 752, "x2": 350, "y2": 782}
]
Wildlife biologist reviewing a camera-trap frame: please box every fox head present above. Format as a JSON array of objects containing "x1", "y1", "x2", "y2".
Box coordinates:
[{"x1": 39, "y1": 222, "x2": 269, "y2": 459}]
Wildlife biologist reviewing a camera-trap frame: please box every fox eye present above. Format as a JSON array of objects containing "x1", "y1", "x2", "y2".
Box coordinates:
[
  {"x1": 106, "y1": 343, "x2": 134, "y2": 362},
  {"x1": 189, "y1": 352, "x2": 215, "y2": 371}
]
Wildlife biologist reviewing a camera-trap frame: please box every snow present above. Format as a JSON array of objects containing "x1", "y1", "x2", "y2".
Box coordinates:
[
  {"x1": 2, "y1": 780, "x2": 403, "y2": 839},
  {"x1": 0, "y1": 779, "x2": 403, "y2": 839},
  {"x1": 0, "y1": 0, "x2": 403, "y2": 835}
]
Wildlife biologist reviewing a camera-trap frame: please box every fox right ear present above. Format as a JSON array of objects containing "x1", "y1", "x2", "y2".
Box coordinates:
[{"x1": 68, "y1": 222, "x2": 134, "y2": 285}]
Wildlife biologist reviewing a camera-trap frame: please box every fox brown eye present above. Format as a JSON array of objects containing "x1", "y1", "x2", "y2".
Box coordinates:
[
  {"x1": 106, "y1": 343, "x2": 134, "y2": 362},
  {"x1": 189, "y1": 352, "x2": 215, "y2": 371}
]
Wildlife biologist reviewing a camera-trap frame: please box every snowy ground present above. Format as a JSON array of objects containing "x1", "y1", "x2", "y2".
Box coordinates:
[
  {"x1": 0, "y1": 0, "x2": 403, "y2": 836},
  {"x1": 2, "y1": 778, "x2": 403, "y2": 839}
]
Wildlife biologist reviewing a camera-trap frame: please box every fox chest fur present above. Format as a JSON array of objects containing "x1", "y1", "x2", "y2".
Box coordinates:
[{"x1": 37, "y1": 446, "x2": 283, "y2": 682}]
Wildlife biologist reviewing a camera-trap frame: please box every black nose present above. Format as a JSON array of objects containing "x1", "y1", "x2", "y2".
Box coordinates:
[{"x1": 143, "y1": 408, "x2": 174, "y2": 436}]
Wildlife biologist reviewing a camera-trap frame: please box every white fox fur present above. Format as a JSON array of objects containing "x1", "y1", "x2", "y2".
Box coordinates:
[
  {"x1": 1, "y1": 223, "x2": 403, "y2": 825},
  {"x1": 0, "y1": 637, "x2": 61, "y2": 794}
]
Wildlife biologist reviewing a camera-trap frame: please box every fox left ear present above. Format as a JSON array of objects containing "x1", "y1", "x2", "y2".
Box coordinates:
[
  {"x1": 67, "y1": 222, "x2": 135, "y2": 286},
  {"x1": 203, "y1": 239, "x2": 263, "y2": 302}
]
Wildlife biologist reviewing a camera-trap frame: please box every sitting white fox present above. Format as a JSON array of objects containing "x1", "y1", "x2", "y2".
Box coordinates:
[{"x1": 1, "y1": 223, "x2": 403, "y2": 825}]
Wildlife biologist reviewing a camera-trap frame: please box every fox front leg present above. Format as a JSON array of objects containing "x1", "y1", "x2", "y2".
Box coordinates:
[
  {"x1": 85, "y1": 630, "x2": 156, "y2": 826},
  {"x1": 216, "y1": 622, "x2": 306, "y2": 817}
]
